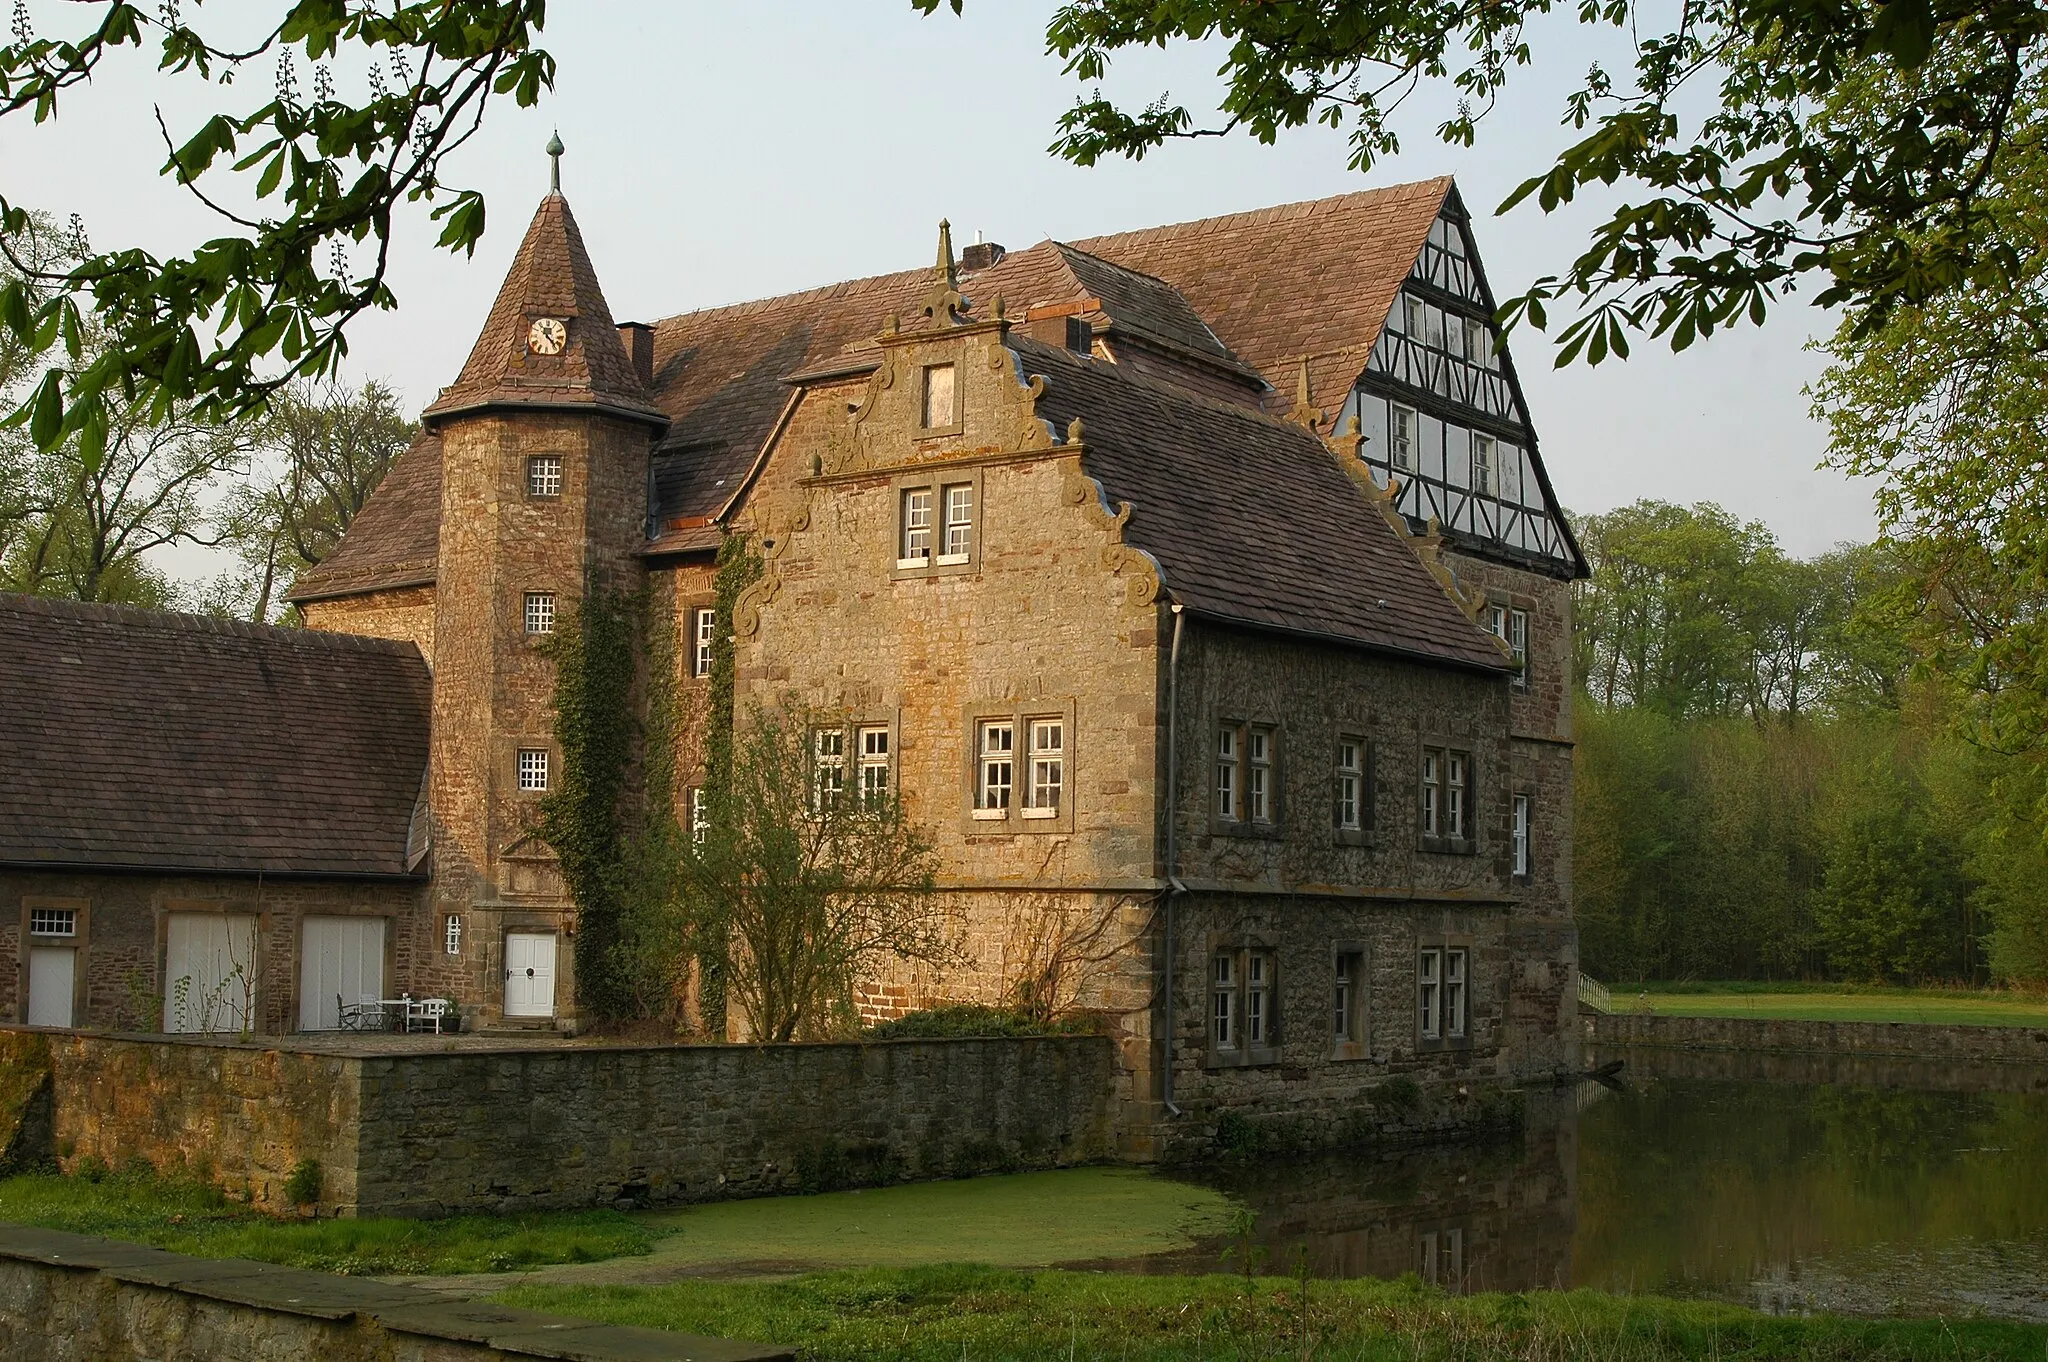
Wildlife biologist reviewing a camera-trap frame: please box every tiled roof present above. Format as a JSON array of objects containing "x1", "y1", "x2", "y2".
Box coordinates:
[
  {"x1": 423, "y1": 194, "x2": 665, "y2": 425},
  {"x1": 1073, "y1": 178, "x2": 1451, "y2": 424},
  {"x1": 286, "y1": 431, "x2": 442, "y2": 602},
  {"x1": 1019, "y1": 337, "x2": 1507, "y2": 670},
  {"x1": 313, "y1": 180, "x2": 1461, "y2": 594},
  {"x1": 0, "y1": 595, "x2": 432, "y2": 876}
]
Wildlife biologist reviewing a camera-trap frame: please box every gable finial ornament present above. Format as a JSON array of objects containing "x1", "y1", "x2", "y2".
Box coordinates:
[
  {"x1": 1285, "y1": 355, "x2": 1325, "y2": 429},
  {"x1": 920, "y1": 218, "x2": 971, "y2": 326},
  {"x1": 547, "y1": 130, "x2": 565, "y2": 194}
]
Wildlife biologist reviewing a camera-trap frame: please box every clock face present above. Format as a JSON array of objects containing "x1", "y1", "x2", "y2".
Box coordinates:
[{"x1": 527, "y1": 317, "x2": 568, "y2": 355}]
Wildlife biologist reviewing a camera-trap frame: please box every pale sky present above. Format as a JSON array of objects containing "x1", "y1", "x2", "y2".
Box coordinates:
[{"x1": 4, "y1": 2, "x2": 1877, "y2": 575}]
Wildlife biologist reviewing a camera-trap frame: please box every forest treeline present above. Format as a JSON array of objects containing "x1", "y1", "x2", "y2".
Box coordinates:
[{"x1": 1572, "y1": 501, "x2": 2048, "y2": 986}]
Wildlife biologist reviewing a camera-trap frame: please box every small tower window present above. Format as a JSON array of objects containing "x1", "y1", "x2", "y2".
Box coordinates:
[
  {"x1": 922, "y1": 363, "x2": 957, "y2": 429},
  {"x1": 524, "y1": 591, "x2": 556, "y2": 635},
  {"x1": 527, "y1": 455, "x2": 563, "y2": 498},
  {"x1": 517, "y1": 748, "x2": 550, "y2": 792}
]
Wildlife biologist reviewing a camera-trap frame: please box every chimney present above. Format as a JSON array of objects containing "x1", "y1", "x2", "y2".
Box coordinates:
[
  {"x1": 616, "y1": 321, "x2": 655, "y2": 387},
  {"x1": 961, "y1": 240, "x2": 1006, "y2": 272},
  {"x1": 1022, "y1": 313, "x2": 1092, "y2": 354}
]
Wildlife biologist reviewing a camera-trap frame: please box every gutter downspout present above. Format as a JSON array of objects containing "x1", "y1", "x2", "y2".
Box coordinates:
[{"x1": 1162, "y1": 603, "x2": 1187, "y2": 1117}]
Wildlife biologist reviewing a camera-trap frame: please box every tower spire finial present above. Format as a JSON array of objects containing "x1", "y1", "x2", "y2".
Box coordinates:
[
  {"x1": 920, "y1": 218, "x2": 970, "y2": 325},
  {"x1": 546, "y1": 131, "x2": 565, "y2": 195}
]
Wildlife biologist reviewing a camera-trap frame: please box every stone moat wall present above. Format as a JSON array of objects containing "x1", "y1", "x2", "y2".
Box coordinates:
[
  {"x1": 1589, "y1": 1013, "x2": 2048, "y2": 1066},
  {"x1": 2, "y1": 1028, "x2": 1118, "y2": 1218}
]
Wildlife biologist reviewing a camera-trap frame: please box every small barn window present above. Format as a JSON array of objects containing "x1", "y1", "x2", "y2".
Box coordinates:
[{"x1": 29, "y1": 907, "x2": 76, "y2": 937}]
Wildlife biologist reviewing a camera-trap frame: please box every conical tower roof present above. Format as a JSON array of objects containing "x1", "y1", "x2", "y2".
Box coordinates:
[{"x1": 423, "y1": 191, "x2": 665, "y2": 426}]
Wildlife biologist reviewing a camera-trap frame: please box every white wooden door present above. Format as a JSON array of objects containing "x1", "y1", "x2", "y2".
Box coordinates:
[
  {"x1": 298, "y1": 917, "x2": 387, "y2": 1031},
  {"x1": 164, "y1": 913, "x2": 258, "y2": 1034},
  {"x1": 26, "y1": 947, "x2": 75, "y2": 1027},
  {"x1": 503, "y1": 931, "x2": 556, "y2": 1018}
]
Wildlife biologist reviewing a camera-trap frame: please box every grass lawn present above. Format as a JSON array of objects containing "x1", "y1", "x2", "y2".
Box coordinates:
[
  {"x1": 1624, "y1": 982, "x2": 2048, "y2": 1028},
  {"x1": 498, "y1": 1264, "x2": 2048, "y2": 1361},
  {"x1": 0, "y1": 1163, "x2": 655, "y2": 1275}
]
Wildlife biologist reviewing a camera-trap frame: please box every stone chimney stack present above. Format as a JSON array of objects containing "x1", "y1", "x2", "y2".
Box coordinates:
[{"x1": 616, "y1": 321, "x2": 654, "y2": 387}]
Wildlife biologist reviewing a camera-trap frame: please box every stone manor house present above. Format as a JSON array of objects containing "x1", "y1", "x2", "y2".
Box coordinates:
[{"x1": 1, "y1": 169, "x2": 1587, "y2": 1127}]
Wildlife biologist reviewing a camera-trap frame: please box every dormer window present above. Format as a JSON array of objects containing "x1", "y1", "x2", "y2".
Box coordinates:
[{"x1": 922, "y1": 363, "x2": 957, "y2": 429}]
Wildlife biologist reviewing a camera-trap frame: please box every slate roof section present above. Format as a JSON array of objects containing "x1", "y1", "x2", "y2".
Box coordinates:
[
  {"x1": 1016, "y1": 338, "x2": 1508, "y2": 670},
  {"x1": 286, "y1": 431, "x2": 442, "y2": 602},
  {"x1": 0, "y1": 595, "x2": 433, "y2": 876},
  {"x1": 422, "y1": 193, "x2": 666, "y2": 426},
  {"x1": 1073, "y1": 178, "x2": 1451, "y2": 425}
]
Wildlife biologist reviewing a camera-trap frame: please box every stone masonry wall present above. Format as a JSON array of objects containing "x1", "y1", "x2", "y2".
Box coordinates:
[
  {"x1": 7, "y1": 1028, "x2": 1118, "y2": 1218},
  {"x1": 297, "y1": 583, "x2": 437, "y2": 659},
  {"x1": 1591, "y1": 1012, "x2": 2048, "y2": 1065},
  {"x1": 2, "y1": 871, "x2": 428, "y2": 1036},
  {"x1": 32, "y1": 1031, "x2": 362, "y2": 1212},
  {"x1": 0, "y1": 1225, "x2": 788, "y2": 1361}
]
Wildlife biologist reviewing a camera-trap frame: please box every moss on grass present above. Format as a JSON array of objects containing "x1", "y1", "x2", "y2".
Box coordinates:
[
  {"x1": 500, "y1": 1264, "x2": 2048, "y2": 1361},
  {"x1": 632, "y1": 1167, "x2": 1234, "y2": 1271},
  {"x1": 0, "y1": 1164, "x2": 654, "y2": 1276}
]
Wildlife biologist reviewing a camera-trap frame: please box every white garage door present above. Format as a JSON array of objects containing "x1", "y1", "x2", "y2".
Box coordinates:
[
  {"x1": 164, "y1": 913, "x2": 258, "y2": 1034},
  {"x1": 298, "y1": 917, "x2": 388, "y2": 1031}
]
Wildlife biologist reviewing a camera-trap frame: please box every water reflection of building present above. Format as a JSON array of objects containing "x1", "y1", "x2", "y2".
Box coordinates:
[{"x1": 1140, "y1": 1089, "x2": 1580, "y2": 1289}]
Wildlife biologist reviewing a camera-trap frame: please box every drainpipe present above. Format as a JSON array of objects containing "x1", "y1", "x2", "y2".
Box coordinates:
[{"x1": 1161, "y1": 603, "x2": 1187, "y2": 1117}]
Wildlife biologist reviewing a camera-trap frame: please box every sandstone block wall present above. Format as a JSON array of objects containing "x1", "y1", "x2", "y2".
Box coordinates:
[
  {"x1": 298, "y1": 583, "x2": 438, "y2": 659},
  {"x1": 8, "y1": 1029, "x2": 1118, "y2": 1218}
]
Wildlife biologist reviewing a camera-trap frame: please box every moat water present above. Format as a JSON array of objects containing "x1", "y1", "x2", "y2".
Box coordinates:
[{"x1": 1115, "y1": 1048, "x2": 2048, "y2": 1321}]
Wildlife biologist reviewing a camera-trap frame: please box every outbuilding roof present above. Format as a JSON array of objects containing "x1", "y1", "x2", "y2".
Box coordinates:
[{"x1": 0, "y1": 595, "x2": 432, "y2": 877}]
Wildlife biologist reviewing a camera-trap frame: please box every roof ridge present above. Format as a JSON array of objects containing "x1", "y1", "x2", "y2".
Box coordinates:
[
  {"x1": 1072, "y1": 176, "x2": 1453, "y2": 248},
  {"x1": 650, "y1": 265, "x2": 931, "y2": 331},
  {"x1": 0, "y1": 592, "x2": 424, "y2": 657}
]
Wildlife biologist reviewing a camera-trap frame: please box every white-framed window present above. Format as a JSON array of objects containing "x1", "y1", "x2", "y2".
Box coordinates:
[
  {"x1": 1471, "y1": 432, "x2": 1498, "y2": 497},
  {"x1": 976, "y1": 720, "x2": 1014, "y2": 815},
  {"x1": 812, "y1": 728, "x2": 846, "y2": 810},
  {"x1": 692, "y1": 607, "x2": 716, "y2": 678},
  {"x1": 1333, "y1": 950, "x2": 1365, "y2": 1046},
  {"x1": 1464, "y1": 317, "x2": 1488, "y2": 365},
  {"x1": 1418, "y1": 948, "x2": 1443, "y2": 1040},
  {"x1": 1247, "y1": 727, "x2": 1274, "y2": 823},
  {"x1": 524, "y1": 590, "x2": 556, "y2": 636},
  {"x1": 1445, "y1": 948, "x2": 1468, "y2": 1038},
  {"x1": 1446, "y1": 752, "x2": 1467, "y2": 839},
  {"x1": 1508, "y1": 608, "x2": 1528, "y2": 690},
  {"x1": 1245, "y1": 952, "x2": 1271, "y2": 1045},
  {"x1": 1025, "y1": 718, "x2": 1063, "y2": 817},
  {"x1": 28, "y1": 907, "x2": 76, "y2": 937},
  {"x1": 1421, "y1": 746, "x2": 1470, "y2": 843},
  {"x1": 1389, "y1": 403, "x2": 1415, "y2": 471},
  {"x1": 899, "y1": 487, "x2": 933, "y2": 566},
  {"x1": 1212, "y1": 953, "x2": 1237, "y2": 1049},
  {"x1": 1420, "y1": 749, "x2": 1440, "y2": 837},
  {"x1": 1215, "y1": 726, "x2": 1238, "y2": 820},
  {"x1": 859, "y1": 727, "x2": 891, "y2": 807},
  {"x1": 939, "y1": 482, "x2": 974, "y2": 563},
  {"x1": 1404, "y1": 294, "x2": 1427, "y2": 343},
  {"x1": 922, "y1": 362, "x2": 958, "y2": 428},
  {"x1": 517, "y1": 748, "x2": 549, "y2": 792},
  {"x1": 1334, "y1": 739, "x2": 1364, "y2": 833},
  {"x1": 526, "y1": 454, "x2": 563, "y2": 498},
  {"x1": 444, "y1": 914, "x2": 463, "y2": 956},
  {"x1": 688, "y1": 786, "x2": 709, "y2": 844},
  {"x1": 1512, "y1": 793, "x2": 1532, "y2": 877}
]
